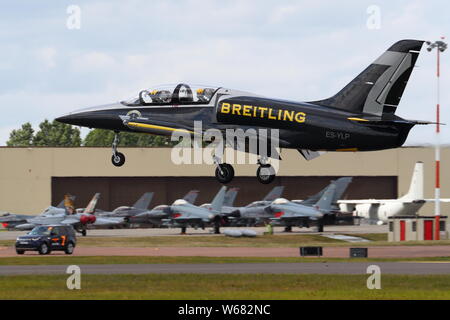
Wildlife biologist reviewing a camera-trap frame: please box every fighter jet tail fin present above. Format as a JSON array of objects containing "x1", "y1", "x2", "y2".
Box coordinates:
[
  {"x1": 183, "y1": 190, "x2": 200, "y2": 205},
  {"x1": 133, "y1": 192, "x2": 154, "y2": 210},
  {"x1": 210, "y1": 186, "x2": 228, "y2": 212},
  {"x1": 310, "y1": 40, "x2": 424, "y2": 117},
  {"x1": 314, "y1": 183, "x2": 337, "y2": 211},
  {"x1": 263, "y1": 186, "x2": 285, "y2": 202},
  {"x1": 224, "y1": 187, "x2": 239, "y2": 207},
  {"x1": 57, "y1": 195, "x2": 76, "y2": 208},
  {"x1": 84, "y1": 193, "x2": 101, "y2": 214}
]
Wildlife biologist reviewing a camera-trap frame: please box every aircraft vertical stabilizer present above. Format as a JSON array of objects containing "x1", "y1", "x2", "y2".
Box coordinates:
[
  {"x1": 314, "y1": 183, "x2": 337, "y2": 211},
  {"x1": 133, "y1": 192, "x2": 154, "y2": 210},
  {"x1": 401, "y1": 162, "x2": 424, "y2": 200},
  {"x1": 210, "y1": 186, "x2": 227, "y2": 212},
  {"x1": 263, "y1": 186, "x2": 285, "y2": 202},
  {"x1": 84, "y1": 193, "x2": 101, "y2": 214}
]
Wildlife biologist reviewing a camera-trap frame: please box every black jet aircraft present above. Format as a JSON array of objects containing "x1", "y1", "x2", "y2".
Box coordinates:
[{"x1": 57, "y1": 40, "x2": 430, "y2": 184}]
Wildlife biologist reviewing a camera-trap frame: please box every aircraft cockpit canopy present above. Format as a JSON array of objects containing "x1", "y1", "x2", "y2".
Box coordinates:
[
  {"x1": 123, "y1": 83, "x2": 220, "y2": 106},
  {"x1": 272, "y1": 198, "x2": 289, "y2": 205},
  {"x1": 172, "y1": 199, "x2": 189, "y2": 206}
]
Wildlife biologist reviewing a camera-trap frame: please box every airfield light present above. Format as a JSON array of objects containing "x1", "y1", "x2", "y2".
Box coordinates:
[{"x1": 426, "y1": 38, "x2": 447, "y2": 240}]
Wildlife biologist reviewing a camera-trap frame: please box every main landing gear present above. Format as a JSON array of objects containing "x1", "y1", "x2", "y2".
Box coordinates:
[
  {"x1": 111, "y1": 132, "x2": 126, "y2": 167},
  {"x1": 213, "y1": 155, "x2": 276, "y2": 184}
]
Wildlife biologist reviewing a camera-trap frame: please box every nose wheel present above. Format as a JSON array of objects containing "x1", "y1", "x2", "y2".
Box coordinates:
[
  {"x1": 111, "y1": 132, "x2": 126, "y2": 167},
  {"x1": 215, "y1": 163, "x2": 234, "y2": 184}
]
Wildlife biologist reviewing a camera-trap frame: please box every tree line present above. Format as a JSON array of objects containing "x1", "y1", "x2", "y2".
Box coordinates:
[{"x1": 6, "y1": 120, "x2": 175, "y2": 147}]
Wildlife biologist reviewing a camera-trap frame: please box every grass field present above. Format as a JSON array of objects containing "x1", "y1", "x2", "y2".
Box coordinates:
[
  {"x1": 1, "y1": 274, "x2": 450, "y2": 299},
  {"x1": 1, "y1": 255, "x2": 450, "y2": 265},
  {"x1": 2, "y1": 233, "x2": 450, "y2": 248}
]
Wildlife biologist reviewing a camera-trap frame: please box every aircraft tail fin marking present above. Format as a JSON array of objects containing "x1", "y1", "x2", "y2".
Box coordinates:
[
  {"x1": 84, "y1": 193, "x2": 101, "y2": 214},
  {"x1": 310, "y1": 39, "x2": 424, "y2": 116}
]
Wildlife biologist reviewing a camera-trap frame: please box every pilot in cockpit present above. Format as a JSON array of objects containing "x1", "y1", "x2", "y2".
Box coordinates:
[
  {"x1": 197, "y1": 88, "x2": 214, "y2": 103},
  {"x1": 149, "y1": 89, "x2": 171, "y2": 104}
]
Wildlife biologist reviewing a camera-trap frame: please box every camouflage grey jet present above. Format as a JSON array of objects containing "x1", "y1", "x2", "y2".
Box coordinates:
[
  {"x1": 165, "y1": 186, "x2": 228, "y2": 234},
  {"x1": 292, "y1": 177, "x2": 353, "y2": 224},
  {"x1": 268, "y1": 183, "x2": 337, "y2": 232},
  {"x1": 14, "y1": 194, "x2": 123, "y2": 236},
  {"x1": 96, "y1": 192, "x2": 154, "y2": 219},
  {"x1": 227, "y1": 186, "x2": 285, "y2": 225},
  {"x1": 128, "y1": 190, "x2": 200, "y2": 225},
  {"x1": 0, "y1": 198, "x2": 73, "y2": 229}
]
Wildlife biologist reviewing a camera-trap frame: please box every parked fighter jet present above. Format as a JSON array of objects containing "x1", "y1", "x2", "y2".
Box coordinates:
[
  {"x1": 57, "y1": 40, "x2": 432, "y2": 184},
  {"x1": 0, "y1": 198, "x2": 72, "y2": 229},
  {"x1": 293, "y1": 177, "x2": 352, "y2": 211},
  {"x1": 338, "y1": 162, "x2": 450, "y2": 224},
  {"x1": 96, "y1": 192, "x2": 154, "y2": 219},
  {"x1": 227, "y1": 186, "x2": 285, "y2": 225},
  {"x1": 165, "y1": 186, "x2": 228, "y2": 234},
  {"x1": 14, "y1": 194, "x2": 123, "y2": 236},
  {"x1": 268, "y1": 183, "x2": 337, "y2": 232},
  {"x1": 128, "y1": 190, "x2": 200, "y2": 225}
]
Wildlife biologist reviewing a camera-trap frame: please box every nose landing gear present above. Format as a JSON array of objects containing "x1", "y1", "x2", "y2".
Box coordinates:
[
  {"x1": 213, "y1": 155, "x2": 234, "y2": 184},
  {"x1": 111, "y1": 132, "x2": 126, "y2": 167}
]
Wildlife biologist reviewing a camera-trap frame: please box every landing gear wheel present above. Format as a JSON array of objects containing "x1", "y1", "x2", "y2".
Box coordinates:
[
  {"x1": 317, "y1": 220, "x2": 324, "y2": 233},
  {"x1": 111, "y1": 152, "x2": 126, "y2": 167},
  {"x1": 256, "y1": 165, "x2": 275, "y2": 184},
  {"x1": 81, "y1": 230, "x2": 87, "y2": 237},
  {"x1": 215, "y1": 163, "x2": 235, "y2": 184},
  {"x1": 284, "y1": 226, "x2": 292, "y2": 232}
]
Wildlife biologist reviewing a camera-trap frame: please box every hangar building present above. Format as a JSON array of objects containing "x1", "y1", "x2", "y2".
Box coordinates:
[{"x1": 0, "y1": 146, "x2": 449, "y2": 218}]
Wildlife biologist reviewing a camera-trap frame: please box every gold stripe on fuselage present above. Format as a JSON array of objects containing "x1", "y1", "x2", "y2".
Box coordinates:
[{"x1": 127, "y1": 122, "x2": 194, "y2": 134}]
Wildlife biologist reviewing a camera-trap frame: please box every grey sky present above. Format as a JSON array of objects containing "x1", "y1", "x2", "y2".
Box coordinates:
[{"x1": 0, "y1": 0, "x2": 448, "y2": 145}]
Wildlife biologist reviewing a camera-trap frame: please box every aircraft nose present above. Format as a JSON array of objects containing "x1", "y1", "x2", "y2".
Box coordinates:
[
  {"x1": 55, "y1": 113, "x2": 81, "y2": 126},
  {"x1": 56, "y1": 104, "x2": 124, "y2": 130}
]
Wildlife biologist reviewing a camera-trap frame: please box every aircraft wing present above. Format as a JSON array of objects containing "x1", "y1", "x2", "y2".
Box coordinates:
[
  {"x1": 424, "y1": 199, "x2": 450, "y2": 203},
  {"x1": 60, "y1": 218, "x2": 80, "y2": 225},
  {"x1": 93, "y1": 217, "x2": 124, "y2": 226},
  {"x1": 338, "y1": 199, "x2": 421, "y2": 204}
]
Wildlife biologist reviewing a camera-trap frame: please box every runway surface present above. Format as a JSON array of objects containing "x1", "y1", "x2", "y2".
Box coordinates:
[
  {"x1": 1, "y1": 245, "x2": 449, "y2": 258},
  {"x1": 1, "y1": 262, "x2": 449, "y2": 275}
]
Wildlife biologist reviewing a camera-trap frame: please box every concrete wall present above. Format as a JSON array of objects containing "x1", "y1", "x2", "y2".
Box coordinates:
[{"x1": 0, "y1": 146, "x2": 449, "y2": 215}]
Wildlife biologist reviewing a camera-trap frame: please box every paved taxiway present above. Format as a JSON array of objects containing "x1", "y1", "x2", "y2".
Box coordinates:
[
  {"x1": 1, "y1": 262, "x2": 450, "y2": 275},
  {"x1": 0, "y1": 225, "x2": 388, "y2": 240}
]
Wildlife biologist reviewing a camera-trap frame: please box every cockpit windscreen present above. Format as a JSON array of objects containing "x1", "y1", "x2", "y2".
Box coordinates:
[{"x1": 123, "y1": 83, "x2": 219, "y2": 106}]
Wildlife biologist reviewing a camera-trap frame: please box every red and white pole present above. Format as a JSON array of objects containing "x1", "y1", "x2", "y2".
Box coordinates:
[{"x1": 435, "y1": 46, "x2": 441, "y2": 240}]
